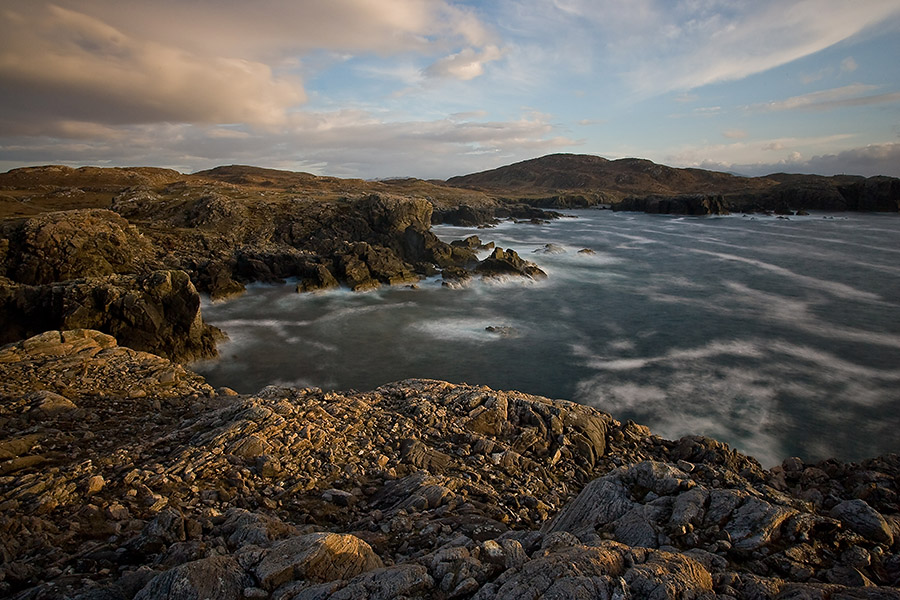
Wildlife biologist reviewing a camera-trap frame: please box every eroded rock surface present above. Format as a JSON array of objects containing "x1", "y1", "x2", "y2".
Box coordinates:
[
  {"x1": 2, "y1": 330, "x2": 899, "y2": 599},
  {"x1": 0, "y1": 270, "x2": 221, "y2": 361}
]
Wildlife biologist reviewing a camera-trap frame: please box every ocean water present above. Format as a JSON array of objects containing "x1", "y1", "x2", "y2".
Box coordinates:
[{"x1": 193, "y1": 210, "x2": 900, "y2": 467}]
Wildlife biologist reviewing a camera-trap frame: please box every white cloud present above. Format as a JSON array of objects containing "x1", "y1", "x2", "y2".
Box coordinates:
[
  {"x1": 0, "y1": 111, "x2": 579, "y2": 179},
  {"x1": 425, "y1": 45, "x2": 505, "y2": 80},
  {"x1": 723, "y1": 129, "x2": 747, "y2": 139},
  {"x1": 537, "y1": 0, "x2": 900, "y2": 95},
  {"x1": 0, "y1": 4, "x2": 305, "y2": 130},
  {"x1": 841, "y1": 57, "x2": 859, "y2": 73},
  {"x1": 676, "y1": 142, "x2": 900, "y2": 178},
  {"x1": 749, "y1": 84, "x2": 900, "y2": 112},
  {"x1": 0, "y1": 0, "x2": 502, "y2": 132}
]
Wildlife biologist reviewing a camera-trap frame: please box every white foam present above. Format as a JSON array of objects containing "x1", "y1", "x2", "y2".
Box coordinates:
[
  {"x1": 409, "y1": 317, "x2": 520, "y2": 342},
  {"x1": 689, "y1": 248, "x2": 886, "y2": 303}
]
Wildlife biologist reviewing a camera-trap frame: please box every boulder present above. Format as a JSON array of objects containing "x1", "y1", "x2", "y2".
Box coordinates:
[
  {"x1": 253, "y1": 532, "x2": 384, "y2": 591},
  {"x1": 134, "y1": 556, "x2": 251, "y2": 600},
  {"x1": 473, "y1": 544, "x2": 625, "y2": 600},
  {"x1": 831, "y1": 499, "x2": 894, "y2": 547}
]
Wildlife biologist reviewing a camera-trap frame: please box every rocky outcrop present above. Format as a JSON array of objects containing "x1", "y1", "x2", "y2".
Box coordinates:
[
  {"x1": 3, "y1": 330, "x2": 899, "y2": 599},
  {"x1": 613, "y1": 194, "x2": 730, "y2": 215},
  {"x1": 474, "y1": 247, "x2": 547, "y2": 280},
  {"x1": 433, "y1": 203, "x2": 562, "y2": 226},
  {"x1": 0, "y1": 209, "x2": 157, "y2": 285},
  {"x1": 0, "y1": 270, "x2": 221, "y2": 361}
]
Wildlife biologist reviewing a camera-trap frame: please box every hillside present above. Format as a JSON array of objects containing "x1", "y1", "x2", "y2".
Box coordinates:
[
  {"x1": 446, "y1": 153, "x2": 900, "y2": 213},
  {"x1": 447, "y1": 153, "x2": 772, "y2": 199}
]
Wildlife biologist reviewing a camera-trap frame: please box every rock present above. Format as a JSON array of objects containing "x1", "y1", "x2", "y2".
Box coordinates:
[
  {"x1": 831, "y1": 499, "x2": 894, "y2": 547},
  {"x1": 0, "y1": 270, "x2": 222, "y2": 361},
  {"x1": 614, "y1": 194, "x2": 730, "y2": 215},
  {"x1": 624, "y1": 549, "x2": 714, "y2": 600},
  {"x1": 2, "y1": 209, "x2": 156, "y2": 285},
  {"x1": 544, "y1": 472, "x2": 636, "y2": 536},
  {"x1": 134, "y1": 556, "x2": 251, "y2": 600},
  {"x1": 297, "y1": 264, "x2": 340, "y2": 293},
  {"x1": 474, "y1": 544, "x2": 625, "y2": 600},
  {"x1": 253, "y1": 533, "x2": 384, "y2": 590},
  {"x1": 533, "y1": 243, "x2": 566, "y2": 254},
  {"x1": 726, "y1": 497, "x2": 797, "y2": 552},
  {"x1": 484, "y1": 326, "x2": 518, "y2": 337},
  {"x1": 2, "y1": 339, "x2": 900, "y2": 599},
  {"x1": 293, "y1": 564, "x2": 433, "y2": 600},
  {"x1": 474, "y1": 247, "x2": 547, "y2": 280},
  {"x1": 86, "y1": 475, "x2": 106, "y2": 495},
  {"x1": 27, "y1": 389, "x2": 77, "y2": 417}
]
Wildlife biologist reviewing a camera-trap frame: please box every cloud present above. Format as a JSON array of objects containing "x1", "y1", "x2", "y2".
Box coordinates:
[
  {"x1": 0, "y1": 0, "x2": 502, "y2": 133},
  {"x1": 684, "y1": 142, "x2": 900, "y2": 178},
  {"x1": 750, "y1": 84, "x2": 900, "y2": 112},
  {"x1": 673, "y1": 93, "x2": 699, "y2": 103},
  {"x1": 0, "y1": 111, "x2": 578, "y2": 179},
  {"x1": 722, "y1": 129, "x2": 748, "y2": 139},
  {"x1": 841, "y1": 57, "x2": 859, "y2": 73},
  {"x1": 543, "y1": 0, "x2": 900, "y2": 95},
  {"x1": 425, "y1": 45, "x2": 505, "y2": 80},
  {"x1": 0, "y1": 4, "x2": 305, "y2": 130}
]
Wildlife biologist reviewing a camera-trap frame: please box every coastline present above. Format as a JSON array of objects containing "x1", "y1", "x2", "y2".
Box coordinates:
[
  {"x1": 2, "y1": 160, "x2": 900, "y2": 598},
  {"x1": 1, "y1": 328, "x2": 899, "y2": 598}
]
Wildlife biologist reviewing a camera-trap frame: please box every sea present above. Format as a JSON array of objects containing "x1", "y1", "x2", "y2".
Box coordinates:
[{"x1": 193, "y1": 209, "x2": 900, "y2": 467}]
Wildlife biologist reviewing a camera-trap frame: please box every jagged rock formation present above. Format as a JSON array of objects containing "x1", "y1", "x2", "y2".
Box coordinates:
[
  {"x1": 0, "y1": 170, "x2": 537, "y2": 356},
  {"x1": 0, "y1": 270, "x2": 221, "y2": 362},
  {"x1": 0, "y1": 209, "x2": 158, "y2": 285},
  {"x1": 2, "y1": 330, "x2": 899, "y2": 599}
]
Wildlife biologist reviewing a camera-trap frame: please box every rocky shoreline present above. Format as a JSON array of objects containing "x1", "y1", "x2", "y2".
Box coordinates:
[
  {"x1": 1, "y1": 329, "x2": 899, "y2": 599},
  {"x1": 2, "y1": 159, "x2": 899, "y2": 599}
]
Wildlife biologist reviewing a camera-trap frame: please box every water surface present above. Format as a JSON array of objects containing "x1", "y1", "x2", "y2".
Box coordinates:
[{"x1": 194, "y1": 210, "x2": 900, "y2": 466}]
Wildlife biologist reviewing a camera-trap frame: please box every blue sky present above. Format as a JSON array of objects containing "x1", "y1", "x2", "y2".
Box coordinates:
[{"x1": 1, "y1": 0, "x2": 899, "y2": 179}]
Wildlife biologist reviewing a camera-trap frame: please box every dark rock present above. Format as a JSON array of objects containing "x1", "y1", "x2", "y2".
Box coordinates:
[
  {"x1": 134, "y1": 556, "x2": 251, "y2": 600},
  {"x1": 614, "y1": 193, "x2": 730, "y2": 215},
  {"x1": 0, "y1": 270, "x2": 222, "y2": 361},
  {"x1": 831, "y1": 500, "x2": 894, "y2": 546},
  {"x1": 1, "y1": 209, "x2": 156, "y2": 285},
  {"x1": 474, "y1": 247, "x2": 547, "y2": 280},
  {"x1": 533, "y1": 243, "x2": 566, "y2": 254}
]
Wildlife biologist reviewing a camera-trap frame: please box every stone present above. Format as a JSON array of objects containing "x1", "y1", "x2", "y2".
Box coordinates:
[
  {"x1": 624, "y1": 549, "x2": 714, "y2": 600},
  {"x1": 253, "y1": 532, "x2": 384, "y2": 590},
  {"x1": 134, "y1": 556, "x2": 251, "y2": 600},
  {"x1": 27, "y1": 390, "x2": 77, "y2": 416},
  {"x1": 0, "y1": 270, "x2": 222, "y2": 362},
  {"x1": 831, "y1": 500, "x2": 894, "y2": 547},
  {"x1": 726, "y1": 497, "x2": 797, "y2": 551}
]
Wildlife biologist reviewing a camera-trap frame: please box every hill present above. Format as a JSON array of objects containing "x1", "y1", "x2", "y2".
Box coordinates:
[{"x1": 445, "y1": 153, "x2": 900, "y2": 213}]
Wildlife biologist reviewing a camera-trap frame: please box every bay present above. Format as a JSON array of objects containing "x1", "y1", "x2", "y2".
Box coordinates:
[{"x1": 193, "y1": 210, "x2": 900, "y2": 467}]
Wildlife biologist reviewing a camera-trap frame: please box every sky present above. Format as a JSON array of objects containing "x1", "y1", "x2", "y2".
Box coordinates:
[{"x1": 1, "y1": 0, "x2": 900, "y2": 179}]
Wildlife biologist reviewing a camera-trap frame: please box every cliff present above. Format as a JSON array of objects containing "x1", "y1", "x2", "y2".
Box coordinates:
[{"x1": 1, "y1": 330, "x2": 898, "y2": 599}]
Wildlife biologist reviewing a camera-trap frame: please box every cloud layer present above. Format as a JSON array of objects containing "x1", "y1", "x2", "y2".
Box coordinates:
[{"x1": 1, "y1": 0, "x2": 899, "y2": 177}]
